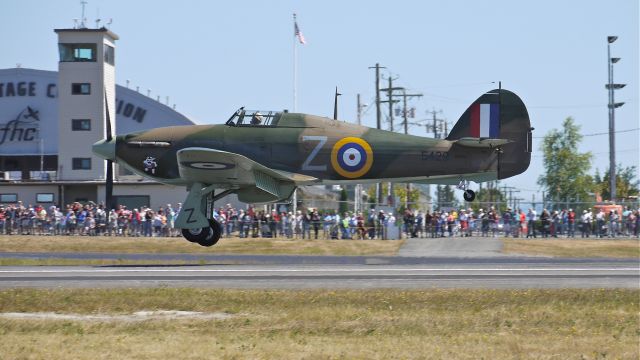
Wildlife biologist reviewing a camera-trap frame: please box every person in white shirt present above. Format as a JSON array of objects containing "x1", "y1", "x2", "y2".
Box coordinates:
[
  {"x1": 595, "y1": 209, "x2": 605, "y2": 238},
  {"x1": 526, "y1": 208, "x2": 537, "y2": 238},
  {"x1": 580, "y1": 210, "x2": 591, "y2": 238}
]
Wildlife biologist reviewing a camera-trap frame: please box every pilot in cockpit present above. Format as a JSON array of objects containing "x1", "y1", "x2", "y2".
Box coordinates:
[{"x1": 251, "y1": 112, "x2": 263, "y2": 125}]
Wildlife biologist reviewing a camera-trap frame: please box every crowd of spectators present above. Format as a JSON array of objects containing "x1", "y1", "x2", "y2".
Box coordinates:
[
  {"x1": 0, "y1": 201, "x2": 181, "y2": 237},
  {"x1": 0, "y1": 201, "x2": 638, "y2": 239},
  {"x1": 399, "y1": 206, "x2": 640, "y2": 239}
]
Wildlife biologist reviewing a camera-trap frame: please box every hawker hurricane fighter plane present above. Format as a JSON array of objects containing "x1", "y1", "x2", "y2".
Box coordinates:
[{"x1": 93, "y1": 88, "x2": 532, "y2": 246}]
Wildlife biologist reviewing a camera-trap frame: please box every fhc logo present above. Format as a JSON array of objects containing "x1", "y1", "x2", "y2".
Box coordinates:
[{"x1": 0, "y1": 106, "x2": 40, "y2": 145}]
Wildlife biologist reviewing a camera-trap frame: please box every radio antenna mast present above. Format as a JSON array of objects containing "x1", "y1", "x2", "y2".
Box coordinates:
[{"x1": 80, "y1": 0, "x2": 88, "y2": 28}]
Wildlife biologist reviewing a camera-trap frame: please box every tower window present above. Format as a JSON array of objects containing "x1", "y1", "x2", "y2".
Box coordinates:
[
  {"x1": 59, "y1": 43, "x2": 97, "y2": 62},
  {"x1": 71, "y1": 83, "x2": 91, "y2": 95},
  {"x1": 104, "y1": 44, "x2": 115, "y2": 65},
  {"x1": 72, "y1": 119, "x2": 91, "y2": 131},
  {"x1": 72, "y1": 158, "x2": 91, "y2": 170}
]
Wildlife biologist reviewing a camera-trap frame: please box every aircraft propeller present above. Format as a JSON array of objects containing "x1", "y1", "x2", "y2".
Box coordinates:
[{"x1": 104, "y1": 91, "x2": 114, "y2": 211}]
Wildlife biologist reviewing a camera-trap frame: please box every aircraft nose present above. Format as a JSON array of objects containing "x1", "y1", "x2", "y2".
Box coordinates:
[{"x1": 92, "y1": 138, "x2": 116, "y2": 161}]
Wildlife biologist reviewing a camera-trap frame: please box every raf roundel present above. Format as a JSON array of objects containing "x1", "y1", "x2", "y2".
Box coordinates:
[{"x1": 330, "y1": 137, "x2": 374, "y2": 179}]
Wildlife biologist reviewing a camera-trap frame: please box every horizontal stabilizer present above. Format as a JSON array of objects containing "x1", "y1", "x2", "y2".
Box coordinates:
[{"x1": 452, "y1": 137, "x2": 512, "y2": 148}]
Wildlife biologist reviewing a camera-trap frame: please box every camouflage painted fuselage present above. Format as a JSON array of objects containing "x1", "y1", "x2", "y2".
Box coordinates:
[{"x1": 112, "y1": 89, "x2": 531, "y2": 190}]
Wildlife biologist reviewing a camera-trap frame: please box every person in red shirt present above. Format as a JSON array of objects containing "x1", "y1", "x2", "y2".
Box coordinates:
[
  {"x1": 567, "y1": 209, "x2": 576, "y2": 237},
  {"x1": 270, "y1": 210, "x2": 280, "y2": 238},
  {"x1": 519, "y1": 209, "x2": 526, "y2": 237}
]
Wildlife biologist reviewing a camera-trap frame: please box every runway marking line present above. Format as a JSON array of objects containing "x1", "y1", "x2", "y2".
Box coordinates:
[{"x1": 0, "y1": 268, "x2": 638, "y2": 274}]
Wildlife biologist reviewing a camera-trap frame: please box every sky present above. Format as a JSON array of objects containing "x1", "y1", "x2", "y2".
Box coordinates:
[{"x1": 1, "y1": 0, "x2": 638, "y2": 205}]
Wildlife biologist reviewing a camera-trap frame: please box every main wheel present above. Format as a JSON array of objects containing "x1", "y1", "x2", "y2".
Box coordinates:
[
  {"x1": 181, "y1": 226, "x2": 213, "y2": 243},
  {"x1": 463, "y1": 189, "x2": 476, "y2": 202},
  {"x1": 197, "y1": 220, "x2": 222, "y2": 247}
]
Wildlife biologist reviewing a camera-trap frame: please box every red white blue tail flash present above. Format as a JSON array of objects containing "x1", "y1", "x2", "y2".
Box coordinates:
[{"x1": 469, "y1": 103, "x2": 500, "y2": 138}]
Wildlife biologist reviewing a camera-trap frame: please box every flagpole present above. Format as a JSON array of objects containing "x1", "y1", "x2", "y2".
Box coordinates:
[
  {"x1": 293, "y1": 13, "x2": 297, "y2": 112},
  {"x1": 292, "y1": 12, "x2": 298, "y2": 216}
]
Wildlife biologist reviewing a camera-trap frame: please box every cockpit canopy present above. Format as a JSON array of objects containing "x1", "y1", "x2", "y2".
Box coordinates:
[{"x1": 225, "y1": 107, "x2": 285, "y2": 127}]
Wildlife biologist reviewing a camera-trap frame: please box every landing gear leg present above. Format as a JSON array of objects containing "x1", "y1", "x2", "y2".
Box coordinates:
[
  {"x1": 175, "y1": 183, "x2": 233, "y2": 247},
  {"x1": 200, "y1": 191, "x2": 222, "y2": 247},
  {"x1": 457, "y1": 180, "x2": 476, "y2": 202}
]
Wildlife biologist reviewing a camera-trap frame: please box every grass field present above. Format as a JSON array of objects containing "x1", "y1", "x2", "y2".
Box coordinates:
[
  {"x1": 503, "y1": 238, "x2": 640, "y2": 258},
  {"x1": 0, "y1": 235, "x2": 403, "y2": 256},
  {"x1": 0, "y1": 288, "x2": 637, "y2": 359}
]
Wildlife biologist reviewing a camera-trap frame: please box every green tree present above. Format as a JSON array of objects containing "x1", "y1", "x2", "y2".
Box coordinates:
[
  {"x1": 367, "y1": 183, "x2": 422, "y2": 212},
  {"x1": 471, "y1": 184, "x2": 507, "y2": 212},
  {"x1": 594, "y1": 165, "x2": 639, "y2": 201},
  {"x1": 537, "y1": 117, "x2": 594, "y2": 207},
  {"x1": 339, "y1": 188, "x2": 348, "y2": 214},
  {"x1": 395, "y1": 185, "x2": 420, "y2": 211},
  {"x1": 435, "y1": 185, "x2": 458, "y2": 209}
]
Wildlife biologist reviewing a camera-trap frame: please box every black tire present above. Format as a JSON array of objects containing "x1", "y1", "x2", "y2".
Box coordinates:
[
  {"x1": 463, "y1": 189, "x2": 476, "y2": 202},
  {"x1": 181, "y1": 226, "x2": 213, "y2": 243},
  {"x1": 197, "y1": 220, "x2": 222, "y2": 247}
]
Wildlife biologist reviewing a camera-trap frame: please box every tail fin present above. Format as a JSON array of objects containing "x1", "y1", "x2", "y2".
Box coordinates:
[{"x1": 447, "y1": 88, "x2": 532, "y2": 179}]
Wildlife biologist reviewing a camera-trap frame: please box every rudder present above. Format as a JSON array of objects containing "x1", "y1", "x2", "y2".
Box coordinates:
[{"x1": 446, "y1": 88, "x2": 532, "y2": 179}]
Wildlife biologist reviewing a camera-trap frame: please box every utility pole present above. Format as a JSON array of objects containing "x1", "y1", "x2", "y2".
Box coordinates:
[
  {"x1": 388, "y1": 77, "x2": 394, "y2": 131},
  {"x1": 513, "y1": 197, "x2": 524, "y2": 211},
  {"x1": 356, "y1": 93, "x2": 364, "y2": 125},
  {"x1": 532, "y1": 194, "x2": 536, "y2": 210},
  {"x1": 355, "y1": 94, "x2": 367, "y2": 212},
  {"x1": 399, "y1": 89, "x2": 423, "y2": 209},
  {"x1": 510, "y1": 189, "x2": 521, "y2": 209},
  {"x1": 426, "y1": 109, "x2": 446, "y2": 139},
  {"x1": 368, "y1": 63, "x2": 385, "y2": 131},
  {"x1": 369, "y1": 63, "x2": 386, "y2": 205},
  {"x1": 501, "y1": 185, "x2": 517, "y2": 210},
  {"x1": 380, "y1": 76, "x2": 401, "y2": 131},
  {"x1": 380, "y1": 75, "x2": 401, "y2": 205},
  {"x1": 399, "y1": 89, "x2": 423, "y2": 134}
]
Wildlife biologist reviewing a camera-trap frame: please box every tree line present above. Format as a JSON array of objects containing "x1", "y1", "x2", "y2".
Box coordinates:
[{"x1": 538, "y1": 117, "x2": 638, "y2": 207}]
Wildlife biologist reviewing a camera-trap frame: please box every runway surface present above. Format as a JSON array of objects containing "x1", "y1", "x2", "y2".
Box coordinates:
[
  {"x1": 1, "y1": 259, "x2": 637, "y2": 289},
  {"x1": 398, "y1": 236, "x2": 505, "y2": 257},
  {"x1": 1, "y1": 236, "x2": 638, "y2": 289}
]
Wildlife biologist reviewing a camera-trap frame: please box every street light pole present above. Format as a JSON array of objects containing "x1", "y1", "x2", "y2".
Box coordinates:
[
  {"x1": 606, "y1": 36, "x2": 625, "y2": 202},
  {"x1": 608, "y1": 36, "x2": 615, "y2": 202}
]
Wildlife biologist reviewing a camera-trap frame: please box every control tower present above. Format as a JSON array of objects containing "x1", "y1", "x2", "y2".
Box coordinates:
[{"x1": 54, "y1": 27, "x2": 118, "y2": 181}]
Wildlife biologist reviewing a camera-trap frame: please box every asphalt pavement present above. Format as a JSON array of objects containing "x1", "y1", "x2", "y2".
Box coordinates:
[
  {"x1": 398, "y1": 235, "x2": 506, "y2": 257},
  {"x1": 0, "y1": 263, "x2": 637, "y2": 289},
  {"x1": 0, "y1": 236, "x2": 637, "y2": 289}
]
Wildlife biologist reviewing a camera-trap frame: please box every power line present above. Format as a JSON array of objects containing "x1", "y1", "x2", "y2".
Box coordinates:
[
  {"x1": 531, "y1": 148, "x2": 638, "y2": 158},
  {"x1": 532, "y1": 127, "x2": 639, "y2": 139},
  {"x1": 583, "y1": 128, "x2": 639, "y2": 137},
  {"x1": 528, "y1": 101, "x2": 636, "y2": 109}
]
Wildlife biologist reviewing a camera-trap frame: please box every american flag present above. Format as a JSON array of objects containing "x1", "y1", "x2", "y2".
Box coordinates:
[{"x1": 294, "y1": 21, "x2": 306, "y2": 45}]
